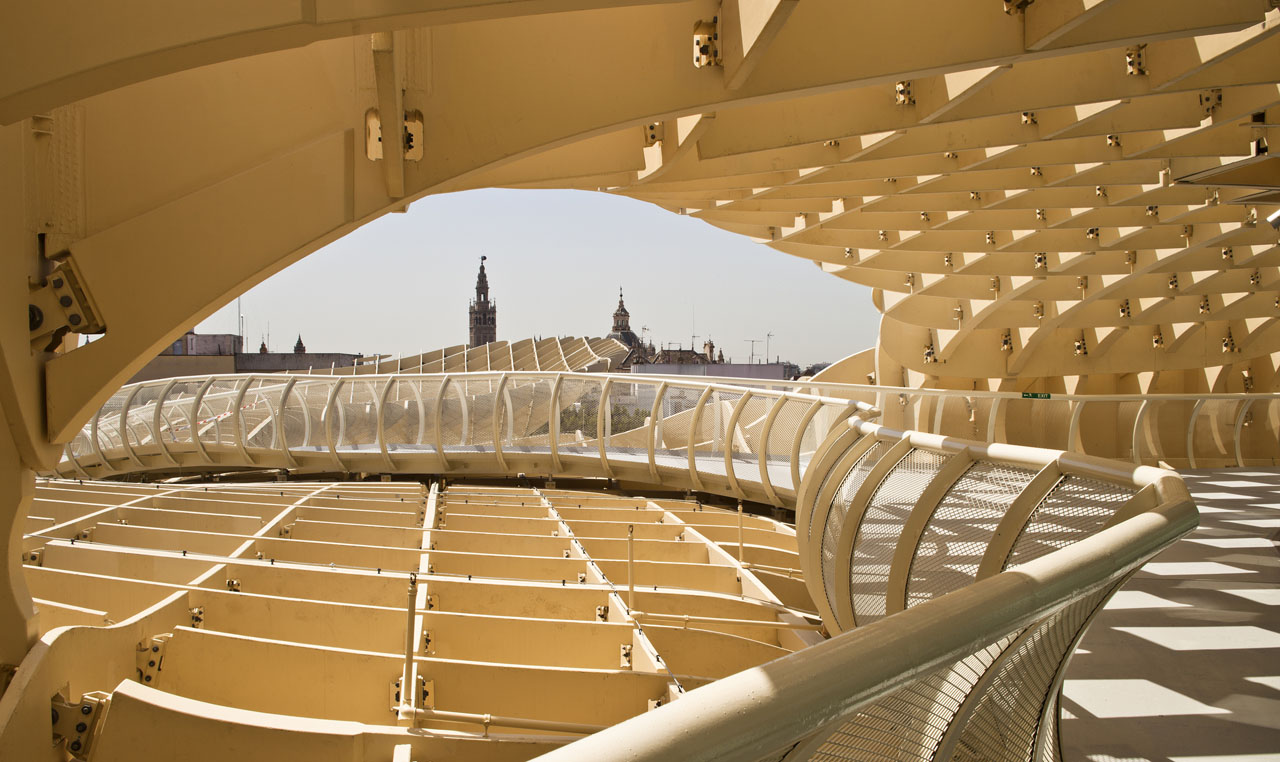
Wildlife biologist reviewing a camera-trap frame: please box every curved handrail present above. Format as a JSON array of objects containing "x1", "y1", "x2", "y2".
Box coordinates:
[
  {"x1": 537, "y1": 417, "x2": 1197, "y2": 762},
  {"x1": 56, "y1": 371, "x2": 877, "y2": 510}
]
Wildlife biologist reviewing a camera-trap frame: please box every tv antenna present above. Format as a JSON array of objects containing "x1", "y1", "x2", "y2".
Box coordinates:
[{"x1": 745, "y1": 339, "x2": 761, "y2": 364}]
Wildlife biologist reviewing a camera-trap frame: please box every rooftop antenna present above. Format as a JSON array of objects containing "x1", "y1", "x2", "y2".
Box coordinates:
[
  {"x1": 766, "y1": 332, "x2": 775, "y2": 363},
  {"x1": 745, "y1": 339, "x2": 761, "y2": 364},
  {"x1": 691, "y1": 302, "x2": 697, "y2": 352}
]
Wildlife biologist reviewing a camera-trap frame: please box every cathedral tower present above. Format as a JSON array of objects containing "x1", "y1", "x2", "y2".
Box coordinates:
[
  {"x1": 468, "y1": 256, "x2": 497, "y2": 347},
  {"x1": 607, "y1": 288, "x2": 641, "y2": 350}
]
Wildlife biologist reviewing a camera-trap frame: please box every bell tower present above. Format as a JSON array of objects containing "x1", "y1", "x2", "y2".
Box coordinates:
[
  {"x1": 468, "y1": 256, "x2": 497, "y2": 347},
  {"x1": 612, "y1": 288, "x2": 630, "y2": 333}
]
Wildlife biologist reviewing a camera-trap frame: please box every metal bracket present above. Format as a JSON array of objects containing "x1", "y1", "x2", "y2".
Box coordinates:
[
  {"x1": 189, "y1": 607, "x2": 204, "y2": 628},
  {"x1": 894, "y1": 81, "x2": 914, "y2": 106},
  {"x1": 52, "y1": 691, "x2": 109, "y2": 759},
  {"x1": 425, "y1": 594, "x2": 436, "y2": 611},
  {"x1": 643, "y1": 122, "x2": 664, "y2": 147},
  {"x1": 620, "y1": 644, "x2": 633, "y2": 668},
  {"x1": 226, "y1": 578, "x2": 241, "y2": 592},
  {"x1": 135, "y1": 634, "x2": 172, "y2": 686},
  {"x1": 28, "y1": 257, "x2": 105, "y2": 353},
  {"x1": 693, "y1": 17, "x2": 720, "y2": 68},
  {"x1": 390, "y1": 675, "x2": 434, "y2": 711},
  {"x1": 1125, "y1": 45, "x2": 1147, "y2": 76},
  {"x1": 364, "y1": 109, "x2": 425, "y2": 161},
  {"x1": 422, "y1": 629, "x2": 434, "y2": 655},
  {"x1": 1200, "y1": 89, "x2": 1223, "y2": 116},
  {"x1": 596, "y1": 605, "x2": 609, "y2": 622}
]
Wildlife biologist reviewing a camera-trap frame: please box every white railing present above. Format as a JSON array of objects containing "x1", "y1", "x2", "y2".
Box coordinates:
[
  {"x1": 692, "y1": 379, "x2": 1279, "y2": 469},
  {"x1": 534, "y1": 418, "x2": 1198, "y2": 762},
  {"x1": 56, "y1": 372, "x2": 876, "y2": 508}
]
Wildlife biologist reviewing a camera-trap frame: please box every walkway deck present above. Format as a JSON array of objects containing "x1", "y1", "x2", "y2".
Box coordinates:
[{"x1": 1065, "y1": 469, "x2": 1280, "y2": 761}]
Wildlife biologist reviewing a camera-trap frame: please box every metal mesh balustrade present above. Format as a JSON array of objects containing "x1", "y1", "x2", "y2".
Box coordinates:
[
  {"x1": 334, "y1": 379, "x2": 381, "y2": 448},
  {"x1": 906, "y1": 462, "x2": 1037, "y2": 609},
  {"x1": 657, "y1": 386, "x2": 700, "y2": 456},
  {"x1": 438, "y1": 383, "x2": 467, "y2": 448},
  {"x1": 196, "y1": 380, "x2": 244, "y2": 448},
  {"x1": 122, "y1": 396, "x2": 155, "y2": 454},
  {"x1": 1038, "y1": 696, "x2": 1060, "y2": 762},
  {"x1": 766, "y1": 398, "x2": 811, "y2": 462},
  {"x1": 806, "y1": 439, "x2": 860, "y2": 548},
  {"x1": 459, "y1": 377, "x2": 499, "y2": 446},
  {"x1": 556, "y1": 379, "x2": 602, "y2": 449},
  {"x1": 383, "y1": 378, "x2": 439, "y2": 448},
  {"x1": 808, "y1": 634, "x2": 1016, "y2": 762},
  {"x1": 728, "y1": 394, "x2": 771, "y2": 484},
  {"x1": 606, "y1": 380, "x2": 653, "y2": 451},
  {"x1": 240, "y1": 379, "x2": 280, "y2": 451},
  {"x1": 821, "y1": 442, "x2": 890, "y2": 622},
  {"x1": 281, "y1": 380, "x2": 324, "y2": 450},
  {"x1": 695, "y1": 390, "x2": 744, "y2": 463},
  {"x1": 57, "y1": 374, "x2": 875, "y2": 501},
  {"x1": 1004, "y1": 476, "x2": 1135, "y2": 569},
  {"x1": 849, "y1": 448, "x2": 952, "y2": 626},
  {"x1": 501, "y1": 377, "x2": 555, "y2": 449},
  {"x1": 950, "y1": 585, "x2": 1113, "y2": 762}
]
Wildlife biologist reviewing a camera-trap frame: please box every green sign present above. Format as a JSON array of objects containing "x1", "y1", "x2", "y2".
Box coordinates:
[{"x1": 1021, "y1": 392, "x2": 1051, "y2": 400}]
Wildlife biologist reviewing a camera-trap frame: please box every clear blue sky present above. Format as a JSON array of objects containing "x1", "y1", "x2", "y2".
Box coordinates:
[{"x1": 198, "y1": 189, "x2": 880, "y2": 367}]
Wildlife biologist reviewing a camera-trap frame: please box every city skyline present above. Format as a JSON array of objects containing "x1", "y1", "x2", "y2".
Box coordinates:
[{"x1": 196, "y1": 188, "x2": 880, "y2": 367}]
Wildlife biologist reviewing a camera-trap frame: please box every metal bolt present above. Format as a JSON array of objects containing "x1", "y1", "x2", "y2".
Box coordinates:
[
  {"x1": 68, "y1": 313, "x2": 81, "y2": 326},
  {"x1": 51, "y1": 709, "x2": 59, "y2": 724},
  {"x1": 52, "y1": 277, "x2": 64, "y2": 288},
  {"x1": 151, "y1": 645, "x2": 159, "y2": 652},
  {"x1": 29, "y1": 305, "x2": 42, "y2": 331},
  {"x1": 143, "y1": 675, "x2": 151, "y2": 682},
  {"x1": 147, "y1": 660, "x2": 155, "y2": 667},
  {"x1": 75, "y1": 722, "x2": 86, "y2": 733},
  {"x1": 59, "y1": 295, "x2": 72, "y2": 307},
  {"x1": 69, "y1": 740, "x2": 82, "y2": 752}
]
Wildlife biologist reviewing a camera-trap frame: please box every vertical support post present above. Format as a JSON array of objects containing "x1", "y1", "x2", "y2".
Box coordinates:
[
  {"x1": 0, "y1": 406, "x2": 38, "y2": 670},
  {"x1": 1233, "y1": 398, "x2": 1255, "y2": 469},
  {"x1": 737, "y1": 501, "x2": 745, "y2": 562},
  {"x1": 1186, "y1": 398, "x2": 1206, "y2": 469},
  {"x1": 1066, "y1": 399, "x2": 1085, "y2": 454},
  {"x1": 627, "y1": 524, "x2": 635, "y2": 611},
  {"x1": 403, "y1": 572, "x2": 418, "y2": 709}
]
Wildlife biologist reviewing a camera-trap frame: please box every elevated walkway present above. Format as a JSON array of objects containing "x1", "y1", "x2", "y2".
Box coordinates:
[{"x1": 1064, "y1": 468, "x2": 1280, "y2": 761}]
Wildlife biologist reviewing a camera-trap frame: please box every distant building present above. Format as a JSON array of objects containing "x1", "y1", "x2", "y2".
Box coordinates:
[
  {"x1": 633, "y1": 362, "x2": 800, "y2": 381},
  {"x1": 604, "y1": 292, "x2": 799, "y2": 379},
  {"x1": 128, "y1": 331, "x2": 360, "y2": 383},
  {"x1": 468, "y1": 256, "x2": 497, "y2": 347},
  {"x1": 607, "y1": 289, "x2": 656, "y2": 368}
]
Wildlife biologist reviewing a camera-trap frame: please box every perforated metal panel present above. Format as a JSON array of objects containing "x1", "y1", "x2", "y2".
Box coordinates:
[
  {"x1": 950, "y1": 585, "x2": 1112, "y2": 762},
  {"x1": 807, "y1": 635, "x2": 1015, "y2": 762},
  {"x1": 1004, "y1": 476, "x2": 1135, "y2": 569},
  {"x1": 849, "y1": 448, "x2": 952, "y2": 626},
  {"x1": 907, "y1": 461, "x2": 1037, "y2": 609},
  {"x1": 821, "y1": 441, "x2": 889, "y2": 619}
]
